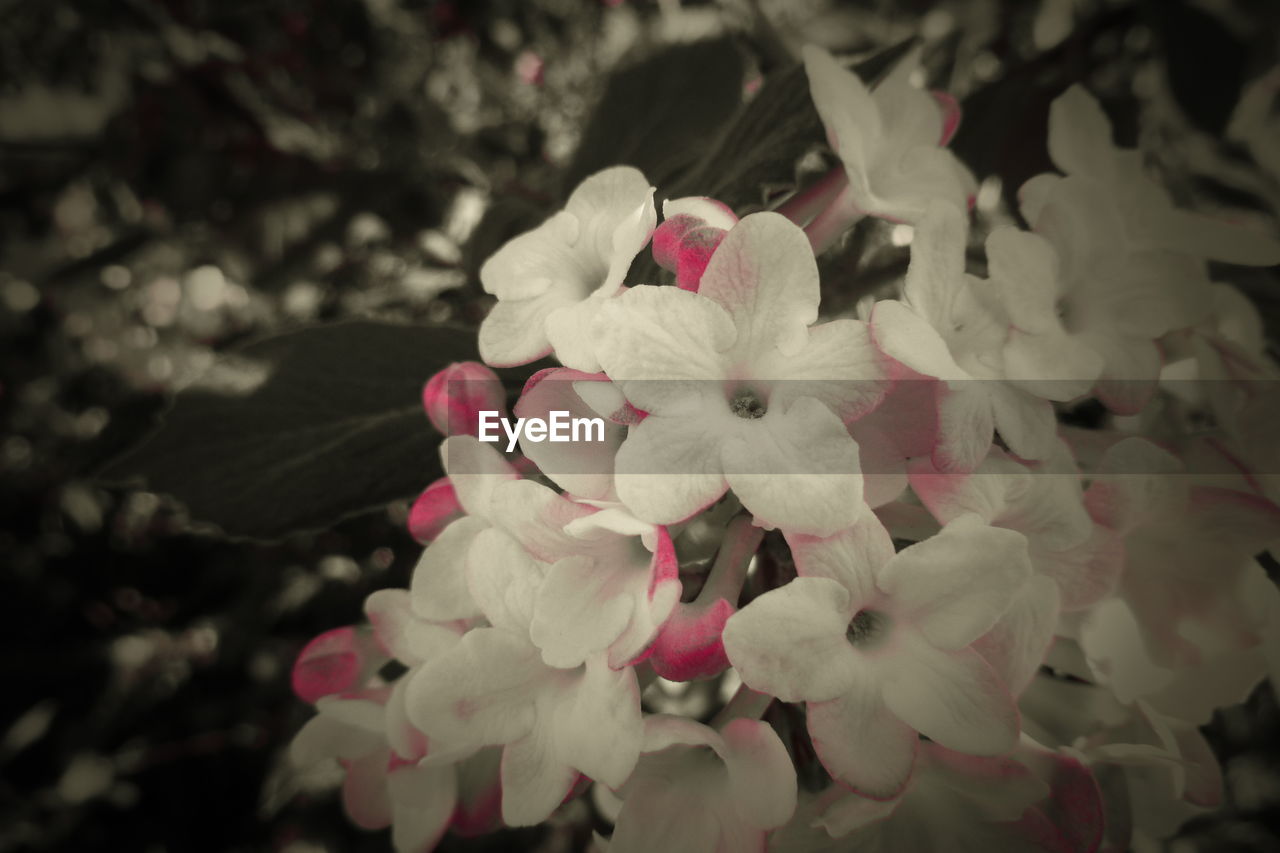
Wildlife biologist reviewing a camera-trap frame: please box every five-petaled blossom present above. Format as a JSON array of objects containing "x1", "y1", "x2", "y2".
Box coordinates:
[
  {"x1": 724, "y1": 512, "x2": 1034, "y2": 797},
  {"x1": 594, "y1": 211, "x2": 887, "y2": 536},
  {"x1": 800, "y1": 44, "x2": 973, "y2": 250}
]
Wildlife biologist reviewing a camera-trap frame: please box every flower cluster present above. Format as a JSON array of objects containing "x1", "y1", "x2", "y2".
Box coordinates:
[{"x1": 291, "y1": 47, "x2": 1280, "y2": 851}]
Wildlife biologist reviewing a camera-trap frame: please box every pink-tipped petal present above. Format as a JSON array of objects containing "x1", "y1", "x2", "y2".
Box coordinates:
[
  {"x1": 422, "y1": 361, "x2": 508, "y2": 436},
  {"x1": 291, "y1": 626, "x2": 384, "y2": 704},
  {"x1": 649, "y1": 597, "x2": 736, "y2": 681},
  {"x1": 932, "y1": 90, "x2": 961, "y2": 146},
  {"x1": 514, "y1": 367, "x2": 624, "y2": 500},
  {"x1": 408, "y1": 477, "x2": 463, "y2": 544}
]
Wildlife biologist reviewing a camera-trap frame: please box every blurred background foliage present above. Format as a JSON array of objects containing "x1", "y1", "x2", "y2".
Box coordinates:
[{"x1": 3, "y1": 0, "x2": 1280, "y2": 850}]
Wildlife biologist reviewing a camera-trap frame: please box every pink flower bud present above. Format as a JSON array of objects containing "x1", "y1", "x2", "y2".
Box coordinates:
[
  {"x1": 290, "y1": 626, "x2": 384, "y2": 703},
  {"x1": 407, "y1": 477, "x2": 463, "y2": 544},
  {"x1": 651, "y1": 197, "x2": 737, "y2": 291},
  {"x1": 649, "y1": 598, "x2": 736, "y2": 681},
  {"x1": 422, "y1": 361, "x2": 507, "y2": 436}
]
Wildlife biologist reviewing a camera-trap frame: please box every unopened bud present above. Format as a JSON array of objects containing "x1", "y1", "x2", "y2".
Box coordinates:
[{"x1": 422, "y1": 361, "x2": 507, "y2": 436}]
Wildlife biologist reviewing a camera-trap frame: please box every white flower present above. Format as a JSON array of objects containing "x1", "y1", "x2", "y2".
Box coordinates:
[
  {"x1": 803, "y1": 45, "x2": 974, "y2": 225},
  {"x1": 479, "y1": 166, "x2": 656, "y2": 371},
  {"x1": 724, "y1": 512, "x2": 1031, "y2": 797},
  {"x1": 1041, "y1": 84, "x2": 1280, "y2": 266},
  {"x1": 593, "y1": 212, "x2": 887, "y2": 536},
  {"x1": 869, "y1": 201, "x2": 1057, "y2": 470},
  {"x1": 608, "y1": 715, "x2": 796, "y2": 853}
]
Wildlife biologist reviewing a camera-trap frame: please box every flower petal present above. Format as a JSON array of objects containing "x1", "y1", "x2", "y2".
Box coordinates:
[
  {"x1": 343, "y1": 750, "x2": 393, "y2": 829},
  {"x1": 487, "y1": 478, "x2": 596, "y2": 562},
  {"x1": 477, "y1": 294, "x2": 565, "y2": 367},
  {"x1": 466, "y1": 527, "x2": 545, "y2": 634},
  {"x1": 808, "y1": 688, "x2": 918, "y2": 799},
  {"x1": 984, "y1": 227, "x2": 1062, "y2": 335},
  {"x1": 531, "y1": 554, "x2": 637, "y2": 668},
  {"x1": 440, "y1": 435, "x2": 519, "y2": 518},
  {"x1": 765, "y1": 318, "x2": 890, "y2": 423},
  {"x1": 878, "y1": 514, "x2": 1031, "y2": 650},
  {"x1": 613, "y1": 413, "x2": 729, "y2": 526},
  {"x1": 881, "y1": 638, "x2": 1020, "y2": 755},
  {"x1": 722, "y1": 577, "x2": 861, "y2": 703},
  {"x1": 592, "y1": 284, "x2": 734, "y2": 413},
  {"x1": 803, "y1": 45, "x2": 879, "y2": 194},
  {"x1": 987, "y1": 382, "x2": 1057, "y2": 462},
  {"x1": 787, "y1": 512, "x2": 894, "y2": 607},
  {"x1": 1047, "y1": 85, "x2": 1116, "y2": 180},
  {"x1": 499, "y1": 728, "x2": 579, "y2": 826},
  {"x1": 720, "y1": 718, "x2": 798, "y2": 828},
  {"x1": 405, "y1": 627, "x2": 542, "y2": 751},
  {"x1": 722, "y1": 397, "x2": 864, "y2": 537},
  {"x1": 902, "y1": 200, "x2": 968, "y2": 322},
  {"x1": 871, "y1": 299, "x2": 968, "y2": 382},
  {"x1": 365, "y1": 588, "x2": 463, "y2": 667},
  {"x1": 550, "y1": 655, "x2": 643, "y2": 789},
  {"x1": 697, "y1": 212, "x2": 820, "y2": 359},
  {"x1": 972, "y1": 575, "x2": 1060, "y2": 697},
  {"x1": 545, "y1": 296, "x2": 614, "y2": 373},
  {"x1": 409, "y1": 516, "x2": 488, "y2": 622},
  {"x1": 563, "y1": 166, "x2": 656, "y2": 293},
  {"x1": 932, "y1": 382, "x2": 995, "y2": 474},
  {"x1": 514, "y1": 368, "x2": 625, "y2": 500},
  {"x1": 388, "y1": 762, "x2": 458, "y2": 853}
]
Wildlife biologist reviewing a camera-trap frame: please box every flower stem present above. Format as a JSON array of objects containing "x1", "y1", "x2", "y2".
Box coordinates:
[
  {"x1": 803, "y1": 182, "x2": 866, "y2": 254},
  {"x1": 696, "y1": 514, "x2": 763, "y2": 606},
  {"x1": 774, "y1": 166, "x2": 849, "y2": 228}
]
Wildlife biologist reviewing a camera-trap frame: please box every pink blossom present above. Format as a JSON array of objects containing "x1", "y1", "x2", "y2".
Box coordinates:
[
  {"x1": 291, "y1": 626, "x2": 386, "y2": 704},
  {"x1": 421, "y1": 361, "x2": 507, "y2": 437},
  {"x1": 650, "y1": 196, "x2": 737, "y2": 291}
]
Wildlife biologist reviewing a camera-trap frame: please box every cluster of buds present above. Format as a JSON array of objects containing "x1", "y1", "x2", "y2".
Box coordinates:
[{"x1": 290, "y1": 46, "x2": 1280, "y2": 851}]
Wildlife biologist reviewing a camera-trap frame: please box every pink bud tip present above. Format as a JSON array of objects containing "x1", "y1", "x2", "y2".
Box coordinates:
[
  {"x1": 422, "y1": 361, "x2": 507, "y2": 436},
  {"x1": 649, "y1": 598, "x2": 736, "y2": 681},
  {"x1": 408, "y1": 477, "x2": 463, "y2": 544},
  {"x1": 932, "y1": 91, "x2": 961, "y2": 147},
  {"x1": 291, "y1": 626, "x2": 375, "y2": 703},
  {"x1": 652, "y1": 215, "x2": 730, "y2": 292}
]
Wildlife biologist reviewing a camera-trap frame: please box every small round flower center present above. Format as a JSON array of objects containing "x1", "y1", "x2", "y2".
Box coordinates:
[
  {"x1": 846, "y1": 609, "x2": 889, "y2": 648},
  {"x1": 730, "y1": 388, "x2": 767, "y2": 419},
  {"x1": 1055, "y1": 297, "x2": 1076, "y2": 331}
]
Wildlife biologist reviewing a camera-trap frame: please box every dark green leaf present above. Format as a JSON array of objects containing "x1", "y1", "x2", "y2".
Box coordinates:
[
  {"x1": 671, "y1": 37, "x2": 919, "y2": 213},
  {"x1": 562, "y1": 37, "x2": 746, "y2": 197},
  {"x1": 624, "y1": 38, "x2": 919, "y2": 286},
  {"x1": 99, "y1": 321, "x2": 480, "y2": 541}
]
